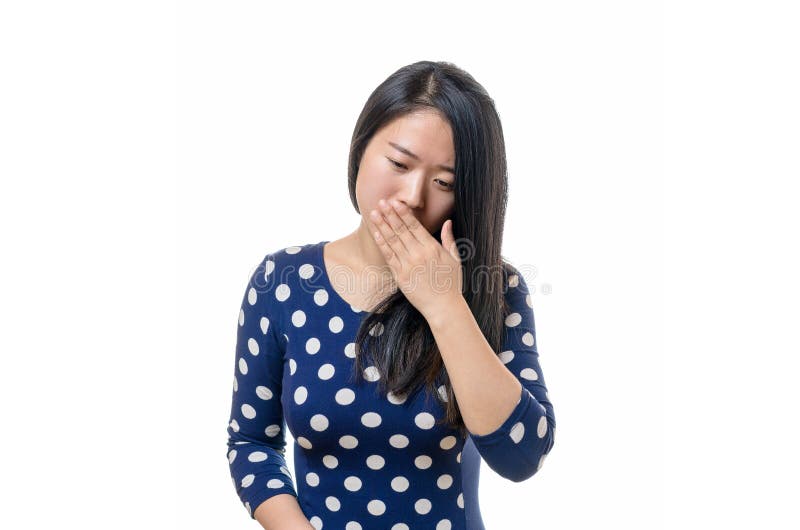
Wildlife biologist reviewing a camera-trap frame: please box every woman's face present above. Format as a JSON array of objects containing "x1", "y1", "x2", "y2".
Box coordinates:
[{"x1": 355, "y1": 110, "x2": 456, "y2": 239}]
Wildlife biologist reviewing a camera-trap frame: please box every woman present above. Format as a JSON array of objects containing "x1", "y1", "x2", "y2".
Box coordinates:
[{"x1": 226, "y1": 60, "x2": 556, "y2": 530}]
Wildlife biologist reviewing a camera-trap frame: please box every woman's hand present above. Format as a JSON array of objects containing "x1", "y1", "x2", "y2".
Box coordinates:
[{"x1": 368, "y1": 197, "x2": 464, "y2": 322}]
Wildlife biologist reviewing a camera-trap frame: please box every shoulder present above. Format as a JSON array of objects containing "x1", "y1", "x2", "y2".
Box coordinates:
[
  {"x1": 500, "y1": 260, "x2": 531, "y2": 296},
  {"x1": 254, "y1": 241, "x2": 323, "y2": 278},
  {"x1": 246, "y1": 241, "x2": 325, "y2": 298},
  {"x1": 499, "y1": 259, "x2": 534, "y2": 321}
]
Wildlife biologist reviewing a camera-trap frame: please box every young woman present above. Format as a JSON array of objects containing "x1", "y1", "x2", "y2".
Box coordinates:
[{"x1": 226, "y1": 60, "x2": 556, "y2": 530}]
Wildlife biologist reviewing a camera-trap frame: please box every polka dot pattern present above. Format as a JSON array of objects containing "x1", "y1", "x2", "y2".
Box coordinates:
[{"x1": 226, "y1": 242, "x2": 556, "y2": 525}]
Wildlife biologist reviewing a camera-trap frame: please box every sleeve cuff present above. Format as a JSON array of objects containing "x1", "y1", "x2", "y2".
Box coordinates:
[{"x1": 467, "y1": 385, "x2": 532, "y2": 446}]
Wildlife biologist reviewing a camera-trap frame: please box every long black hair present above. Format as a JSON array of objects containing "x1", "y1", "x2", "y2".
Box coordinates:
[{"x1": 347, "y1": 60, "x2": 516, "y2": 438}]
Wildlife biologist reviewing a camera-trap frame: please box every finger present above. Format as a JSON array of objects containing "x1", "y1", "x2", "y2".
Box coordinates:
[
  {"x1": 369, "y1": 207, "x2": 405, "y2": 262},
  {"x1": 377, "y1": 199, "x2": 413, "y2": 256},
  {"x1": 387, "y1": 198, "x2": 427, "y2": 248}
]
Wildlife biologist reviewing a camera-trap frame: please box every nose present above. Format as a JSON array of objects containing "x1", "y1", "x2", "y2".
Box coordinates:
[{"x1": 395, "y1": 171, "x2": 426, "y2": 210}]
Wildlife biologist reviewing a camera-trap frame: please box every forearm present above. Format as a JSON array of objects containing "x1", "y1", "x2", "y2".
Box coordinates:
[
  {"x1": 254, "y1": 493, "x2": 314, "y2": 530},
  {"x1": 427, "y1": 296, "x2": 523, "y2": 436}
]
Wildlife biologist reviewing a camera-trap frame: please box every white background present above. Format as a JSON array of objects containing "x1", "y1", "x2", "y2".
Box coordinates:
[{"x1": 1, "y1": 1, "x2": 798, "y2": 529}]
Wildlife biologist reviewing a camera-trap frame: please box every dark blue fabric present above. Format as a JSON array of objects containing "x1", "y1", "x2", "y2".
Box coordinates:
[{"x1": 226, "y1": 241, "x2": 555, "y2": 529}]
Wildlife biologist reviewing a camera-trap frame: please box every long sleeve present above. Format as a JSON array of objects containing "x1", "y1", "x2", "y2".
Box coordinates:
[
  {"x1": 466, "y1": 266, "x2": 556, "y2": 482},
  {"x1": 226, "y1": 252, "x2": 299, "y2": 519}
]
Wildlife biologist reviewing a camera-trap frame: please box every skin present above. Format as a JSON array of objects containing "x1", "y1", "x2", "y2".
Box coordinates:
[{"x1": 325, "y1": 109, "x2": 461, "y2": 313}]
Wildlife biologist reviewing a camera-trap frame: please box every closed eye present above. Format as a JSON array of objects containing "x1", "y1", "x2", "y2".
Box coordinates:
[
  {"x1": 387, "y1": 157, "x2": 454, "y2": 190},
  {"x1": 387, "y1": 157, "x2": 407, "y2": 170}
]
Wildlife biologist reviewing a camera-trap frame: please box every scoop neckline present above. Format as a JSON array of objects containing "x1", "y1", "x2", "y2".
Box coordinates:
[{"x1": 316, "y1": 240, "x2": 367, "y2": 314}]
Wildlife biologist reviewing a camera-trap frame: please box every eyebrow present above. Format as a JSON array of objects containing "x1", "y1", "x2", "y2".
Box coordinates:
[{"x1": 388, "y1": 141, "x2": 455, "y2": 174}]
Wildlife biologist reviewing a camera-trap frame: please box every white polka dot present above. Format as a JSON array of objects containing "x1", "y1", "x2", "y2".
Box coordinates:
[
  {"x1": 256, "y1": 386, "x2": 273, "y2": 400},
  {"x1": 265, "y1": 259, "x2": 275, "y2": 276},
  {"x1": 367, "y1": 499, "x2": 386, "y2": 515},
  {"x1": 294, "y1": 386, "x2": 308, "y2": 405},
  {"x1": 259, "y1": 316, "x2": 269, "y2": 334},
  {"x1": 391, "y1": 476, "x2": 409, "y2": 492},
  {"x1": 233, "y1": 375, "x2": 238, "y2": 392},
  {"x1": 368, "y1": 322, "x2": 384, "y2": 336},
  {"x1": 310, "y1": 414, "x2": 329, "y2": 431},
  {"x1": 323, "y1": 454, "x2": 338, "y2": 469},
  {"x1": 361, "y1": 412, "x2": 382, "y2": 428},
  {"x1": 389, "y1": 434, "x2": 409, "y2": 448},
  {"x1": 247, "y1": 451, "x2": 267, "y2": 463},
  {"x1": 306, "y1": 472, "x2": 320, "y2": 486},
  {"x1": 363, "y1": 366, "x2": 380, "y2": 382},
  {"x1": 344, "y1": 342, "x2": 356, "y2": 358},
  {"x1": 292, "y1": 310, "x2": 306, "y2": 327},
  {"x1": 267, "y1": 478, "x2": 285, "y2": 489},
  {"x1": 414, "y1": 455, "x2": 432, "y2": 469},
  {"x1": 247, "y1": 338, "x2": 259, "y2": 355},
  {"x1": 537, "y1": 415, "x2": 548, "y2": 438},
  {"x1": 238, "y1": 357, "x2": 248, "y2": 375},
  {"x1": 238, "y1": 309, "x2": 244, "y2": 326},
  {"x1": 522, "y1": 332, "x2": 535, "y2": 346},
  {"x1": 314, "y1": 289, "x2": 329, "y2": 306},
  {"x1": 241, "y1": 403, "x2": 256, "y2": 419},
  {"x1": 227, "y1": 449, "x2": 237, "y2": 464},
  {"x1": 508, "y1": 274, "x2": 519, "y2": 287},
  {"x1": 265, "y1": 424, "x2": 280, "y2": 437},
  {"x1": 241, "y1": 474, "x2": 255, "y2": 487},
  {"x1": 456, "y1": 451, "x2": 461, "y2": 463},
  {"x1": 521, "y1": 367, "x2": 538, "y2": 380},
  {"x1": 318, "y1": 363, "x2": 335, "y2": 380},
  {"x1": 309, "y1": 516, "x2": 322, "y2": 530},
  {"x1": 329, "y1": 316, "x2": 344, "y2": 333},
  {"x1": 415, "y1": 412, "x2": 435, "y2": 429},
  {"x1": 306, "y1": 337, "x2": 321, "y2": 354},
  {"x1": 392, "y1": 525, "x2": 410, "y2": 530},
  {"x1": 285, "y1": 246, "x2": 302, "y2": 254},
  {"x1": 414, "y1": 498, "x2": 432, "y2": 515},
  {"x1": 387, "y1": 391, "x2": 407, "y2": 404},
  {"x1": 325, "y1": 496, "x2": 341, "y2": 511},
  {"x1": 335, "y1": 388, "x2": 355, "y2": 405},
  {"x1": 247, "y1": 287, "x2": 257, "y2": 305},
  {"x1": 505, "y1": 312, "x2": 522, "y2": 327},
  {"x1": 299, "y1": 263, "x2": 314, "y2": 279},
  {"x1": 526, "y1": 294, "x2": 533, "y2": 308},
  {"x1": 440, "y1": 436, "x2": 457, "y2": 450},
  {"x1": 436, "y1": 520, "x2": 452, "y2": 530},
  {"x1": 498, "y1": 350, "x2": 514, "y2": 364},
  {"x1": 296, "y1": 437, "x2": 312, "y2": 449},
  {"x1": 437, "y1": 385, "x2": 448, "y2": 402},
  {"x1": 366, "y1": 454, "x2": 385, "y2": 470},
  {"x1": 344, "y1": 475, "x2": 362, "y2": 491},
  {"x1": 339, "y1": 435, "x2": 358, "y2": 449},
  {"x1": 289, "y1": 358, "x2": 297, "y2": 375},
  {"x1": 346, "y1": 522, "x2": 362, "y2": 530},
  {"x1": 228, "y1": 419, "x2": 239, "y2": 432},
  {"x1": 457, "y1": 492, "x2": 464, "y2": 508},
  {"x1": 437, "y1": 474, "x2": 453, "y2": 489},
  {"x1": 275, "y1": 284, "x2": 290, "y2": 302},
  {"x1": 280, "y1": 465, "x2": 292, "y2": 479}
]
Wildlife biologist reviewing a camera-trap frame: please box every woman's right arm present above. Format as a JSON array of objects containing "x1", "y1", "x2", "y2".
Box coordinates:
[
  {"x1": 254, "y1": 494, "x2": 315, "y2": 530},
  {"x1": 226, "y1": 251, "x2": 311, "y2": 527}
]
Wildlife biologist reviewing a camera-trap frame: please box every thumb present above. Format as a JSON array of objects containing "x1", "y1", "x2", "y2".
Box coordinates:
[{"x1": 442, "y1": 219, "x2": 458, "y2": 259}]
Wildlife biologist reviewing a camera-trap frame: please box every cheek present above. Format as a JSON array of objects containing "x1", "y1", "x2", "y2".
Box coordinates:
[{"x1": 356, "y1": 173, "x2": 396, "y2": 213}]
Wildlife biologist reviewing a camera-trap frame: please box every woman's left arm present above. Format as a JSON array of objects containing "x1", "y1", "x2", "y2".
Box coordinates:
[{"x1": 427, "y1": 270, "x2": 556, "y2": 483}]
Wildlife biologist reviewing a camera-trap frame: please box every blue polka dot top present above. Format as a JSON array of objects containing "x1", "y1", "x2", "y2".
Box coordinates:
[{"x1": 226, "y1": 240, "x2": 556, "y2": 529}]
